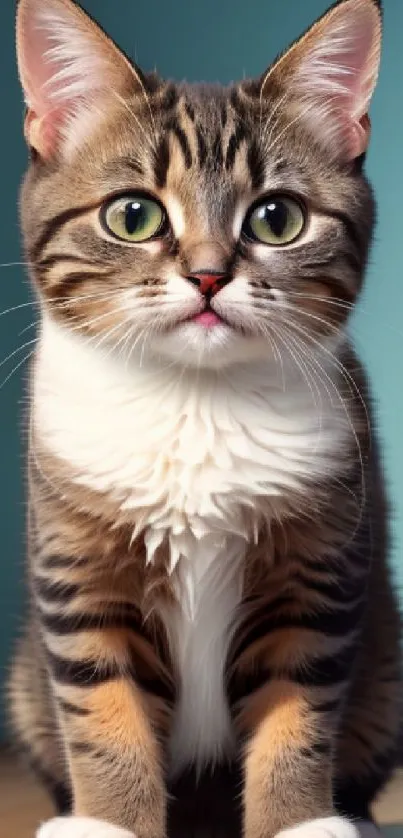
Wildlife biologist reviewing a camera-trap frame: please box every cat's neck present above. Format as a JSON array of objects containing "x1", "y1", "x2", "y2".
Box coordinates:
[{"x1": 36, "y1": 312, "x2": 332, "y2": 399}]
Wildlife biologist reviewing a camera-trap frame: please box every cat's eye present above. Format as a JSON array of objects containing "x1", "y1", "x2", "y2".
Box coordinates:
[
  {"x1": 102, "y1": 194, "x2": 166, "y2": 243},
  {"x1": 243, "y1": 195, "x2": 305, "y2": 246}
]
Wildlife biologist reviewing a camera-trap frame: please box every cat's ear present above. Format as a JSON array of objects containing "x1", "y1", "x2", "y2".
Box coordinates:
[
  {"x1": 16, "y1": 0, "x2": 141, "y2": 159},
  {"x1": 261, "y1": 0, "x2": 382, "y2": 160}
]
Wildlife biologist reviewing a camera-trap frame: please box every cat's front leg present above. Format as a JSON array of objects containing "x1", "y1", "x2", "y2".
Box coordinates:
[
  {"x1": 234, "y1": 598, "x2": 364, "y2": 838},
  {"x1": 34, "y1": 569, "x2": 168, "y2": 838},
  {"x1": 241, "y1": 682, "x2": 378, "y2": 838},
  {"x1": 240, "y1": 678, "x2": 337, "y2": 838},
  {"x1": 34, "y1": 660, "x2": 167, "y2": 838},
  {"x1": 34, "y1": 663, "x2": 166, "y2": 838}
]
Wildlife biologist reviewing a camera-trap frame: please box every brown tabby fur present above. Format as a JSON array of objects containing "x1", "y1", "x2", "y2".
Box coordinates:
[{"x1": 8, "y1": 1, "x2": 401, "y2": 837}]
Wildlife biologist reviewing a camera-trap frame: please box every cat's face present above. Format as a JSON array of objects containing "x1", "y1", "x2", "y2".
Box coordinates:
[{"x1": 17, "y1": 0, "x2": 381, "y2": 370}]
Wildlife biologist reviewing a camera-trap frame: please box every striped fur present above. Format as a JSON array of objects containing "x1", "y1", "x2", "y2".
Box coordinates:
[{"x1": 9, "y1": 1, "x2": 401, "y2": 838}]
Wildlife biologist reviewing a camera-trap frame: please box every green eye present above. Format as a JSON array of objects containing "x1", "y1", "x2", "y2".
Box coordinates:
[
  {"x1": 102, "y1": 195, "x2": 165, "y2": 242},
  {"x1": 245, "y1": 195, "x2": 305, "y2": 245}
]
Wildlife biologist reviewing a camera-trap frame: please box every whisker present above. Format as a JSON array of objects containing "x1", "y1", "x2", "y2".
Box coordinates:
[
  {"x1": 0, "y1": 300, "x2": 39, "y2": 320},
  {"x1": 270, "y1": 323, "x2": 324, "y2": 427},
  {"x1": 278, "y1": 302, "x2": 342, "y2": 336},
  {"x1": 0, "y1": 261, "x2": 31, "y2": 269},
  {"x1": 0, "y1": 338, "x2": 38, "y2": 372},
  {"x1": 0, "y1": 350, "x2": 34, "y2": 391},
  {"x1": 264, "y1": 100, "x2": 318, "y2": 158},
  {"x1": 283, "y1": 318, "x2": 367, "y2": 525},
  {"x1": 287, "y1": 317, "x2": 370, "y2": 432},
  {"x1": 260, "y1": 90, "x2": 288, "y2": 147},
  {"x1": 287, "y1": 291, "x2": 403, "y2": 340},
  {"x1": 18, "y1": 319, "x2": 39, "y2": 338},
  {"x1": 293, "y1": 337, "x2": 367, "y2": 545},
  {"x1": 111, "y1": 90, "x2": 155, "y2": 150}
]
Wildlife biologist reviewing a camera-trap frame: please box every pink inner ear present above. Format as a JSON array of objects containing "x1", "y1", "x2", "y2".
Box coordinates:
[
  {"x1": 290, "y1": 0, "x2": 381, "y2": 160},
  {"x1": 17, "y1": 1, "x2": 115, "y2": 158},
  {"x1": 329, "y1": 12, "x2": 378, "y2": 117},
  {"x1": 327, "y1": 18, "x2": 376, "y2": 158},
  {"x1": 18, "y1": 9, "x2": 59, "y2": 117}
]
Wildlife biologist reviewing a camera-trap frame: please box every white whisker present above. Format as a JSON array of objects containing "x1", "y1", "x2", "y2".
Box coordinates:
[
  {"x1": 0, "y1": 350, "x2": 34, "y2": 391},
  {"x1": 0, "y1": 338, "x2": 38, "y2": 372}
]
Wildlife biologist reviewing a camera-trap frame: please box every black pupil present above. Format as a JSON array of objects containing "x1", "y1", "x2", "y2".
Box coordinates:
[
  {"x1": 125, "y1": 202, "x2": 146, "y2": 235},
  {"x1": 263, "y1": 201, "x2": 289, "y2": 237}
]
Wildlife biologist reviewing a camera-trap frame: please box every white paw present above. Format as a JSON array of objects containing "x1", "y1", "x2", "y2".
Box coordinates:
[
  {"x1": 276, "y1": 816, "x2": 360, "y2": 838},
  {"x1": 36, "y1": 816, "x2": 136, "y2": 838}
]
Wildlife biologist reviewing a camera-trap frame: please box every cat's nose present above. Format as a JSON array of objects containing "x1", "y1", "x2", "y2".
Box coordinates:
[{"x1": 186, "y1": 271, "x2": 232, "y2": 297}]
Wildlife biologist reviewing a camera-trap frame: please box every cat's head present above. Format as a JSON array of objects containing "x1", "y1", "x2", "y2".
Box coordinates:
[{"x1": 16, "y1": 0, "x2": 382, "y2": 370}]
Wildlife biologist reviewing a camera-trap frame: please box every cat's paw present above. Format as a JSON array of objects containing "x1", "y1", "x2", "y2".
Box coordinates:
[
  {"x1": 276, "y1": 816, "x2": 370, "y2": 838},
  {"x1": 36, "y1": 816, "x2": 136, "y2": 838}
]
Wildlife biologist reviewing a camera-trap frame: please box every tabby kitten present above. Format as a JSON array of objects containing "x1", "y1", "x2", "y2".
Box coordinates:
[{"x1": 9, "y1": 1, "x2": 401, "y2": 838}]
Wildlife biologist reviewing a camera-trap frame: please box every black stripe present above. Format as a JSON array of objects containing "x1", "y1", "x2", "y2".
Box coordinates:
[
  {"x1": 301, "y1": 558, "x2": 335, "y2": 573},
  {"x1": 23, "y1": 753, "x2": 72, "y2": 814},
  {"x1": 225, "y1": 126, "x2": 247, "y2": 171},
  {"x1": 225, "y1": 132, "x2": 239, "y2": 171},
  {"x1": 126, "y1": 159, "x2": 145, "y2": 175},
  {"x1": 34, "y1": 575, "x2": 80, "y2": 604},
  {"x1": 300, "y1": 741, "x2": 331, "y2": 759},
  {"x1": 70, "y1": 741, "x2": 108, "y2": 758},
  {"x1": 227, "y1": 668, "x2": 269, "y2": 705},
  {"x1": 293, "y1": 571, "x2": 365, "y2": 604},
  {"x1": 276, "y1": 600, "x2": 362, "y2": 639},
  {"x1": 168, "y1": 121, "x2": 192, "y2": 168},
  {"x1": 314, "y1": 698, "x2": 341, "y2": 713},
  {"x1": 44, "y1": 270, "x2": 114, "y2": 301},
  {"x1": 58, "y1": 699, "x2": 91, "y2": 717},
  {"x1": 247, "y1": 141, "x2": 265, "y2": 190},
  {"x1": 229, "y1": 88, "x2": 247, "y2": 121},
  {"x1": 31, "y1": 203, "x2": 98, "y2": 262},
  {"x1": 70, "y1": 741, "x2": 95, "y2": 755},
  {"x1": 229, "y1": 595, "x2": 295, "y2": 662},
  {"x1": 38, "y1": 254, "x2": 101, "y2": 271},
  {"x1": 343, "y1": 250, "x2": 361, "y2": 274},
  {"x1": 196, "y1": 126, "x2": 208, "y2": 168},
  {"x1": 184, "y1": 101, "x2": 195, "y2": 122},
  {"x1": 290, "y1": 642, "x2": 356, "y2": 687},
  {"x1": 159, "y1": 84, "x2": 179, "y2": 113},
  {"x1": 229, "y1": 642, "x2": 355, "y2": 704},
  {"x1": 332, "y1": 210, "x2": 363, "y2": 255},
  {"x1": 47, "y1": 650, "x2": 119, "y2": 687},
  {"x1": 229, "y1": 600, "x2": 362, "y2": 669},
  {"x1": 138, "y1": 674, "x2": 176, "y2": 704},
  {"x1": 40, "y1": 608, "x2": 143, "y2": 636},
  {"x1": 40, "y1": 555, "x2": 87, "y2": 571},
  {"x1": 212, "y1": 132, "x2": 223, "y2": 169},
  {"x1": 154, "y1": 135, "x2": 170, "y2": 188}
]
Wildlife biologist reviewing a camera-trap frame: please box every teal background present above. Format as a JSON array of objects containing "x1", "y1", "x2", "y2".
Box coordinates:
[{"x1": 0, "y1": 0, "x2": 402, "y2": 738}]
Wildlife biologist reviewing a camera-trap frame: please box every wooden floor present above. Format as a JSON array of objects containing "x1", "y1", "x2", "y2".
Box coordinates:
[{"x1": 1, "y1": 753, "x2": 403, "y2": 838}]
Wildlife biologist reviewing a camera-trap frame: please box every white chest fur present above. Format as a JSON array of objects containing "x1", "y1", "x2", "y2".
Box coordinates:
[{"x1": 34, "y1": 317, "x2": 350, "y2": 773}]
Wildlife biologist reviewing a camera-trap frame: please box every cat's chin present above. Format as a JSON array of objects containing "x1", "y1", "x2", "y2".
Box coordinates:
[{"x1": 148, "y1": 320, "x2": 271, "y2": 369}]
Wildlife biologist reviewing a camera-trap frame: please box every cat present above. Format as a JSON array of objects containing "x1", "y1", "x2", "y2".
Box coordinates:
[{"x1": 8, "y1": 1, "x2": 401, "y2": 838}]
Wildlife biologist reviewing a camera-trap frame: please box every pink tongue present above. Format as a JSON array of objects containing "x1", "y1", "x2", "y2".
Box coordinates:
[{"x1": 192, "y1": 311, "x2": 221, "y2": 327}]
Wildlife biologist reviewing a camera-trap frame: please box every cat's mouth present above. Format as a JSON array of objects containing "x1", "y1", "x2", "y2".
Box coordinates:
[
  {"x1": 184, "y1": 302, "x2": 230, "y2": 330},
  {"x1": 190, "y1": 309, "x2": 224, "y2": 328}
]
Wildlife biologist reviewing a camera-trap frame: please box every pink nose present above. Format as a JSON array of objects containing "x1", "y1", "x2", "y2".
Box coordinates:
[{"x1": 186, "y1": 272, "x2": 232, "y2": 297}]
